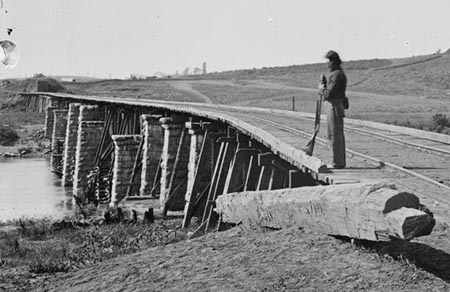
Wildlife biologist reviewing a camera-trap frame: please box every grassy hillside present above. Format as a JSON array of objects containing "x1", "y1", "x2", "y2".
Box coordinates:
[
  {"x1": 63, "y1": 80, "x2": 196, "y2": 102},
  {"x1": 198, "y1": 52, "x2": 450, "y2": 99},
  {"x1": 2, "y1": 50, "x2": 450, "y2": 131}
]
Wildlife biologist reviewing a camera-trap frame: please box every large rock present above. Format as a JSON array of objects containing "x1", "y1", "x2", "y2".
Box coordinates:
[{"x1": 215, "y1": 183, "x2": 435, "y2": 241}]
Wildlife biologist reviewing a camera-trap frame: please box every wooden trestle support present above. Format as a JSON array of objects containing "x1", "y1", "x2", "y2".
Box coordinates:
[
  {"x1": 29, "y1": 95, "x2": 318, "y2": 227},
  {"x1": 19, "y1": 93, "x2": 435, "y2": 241}
]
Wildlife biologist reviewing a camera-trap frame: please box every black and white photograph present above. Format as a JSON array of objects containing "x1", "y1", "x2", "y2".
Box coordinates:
[{"x1": 1, "y1": 0, "x2": 450, "y2": 291}]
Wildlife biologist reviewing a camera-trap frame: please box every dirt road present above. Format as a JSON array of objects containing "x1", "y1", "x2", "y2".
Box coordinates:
[{"x1": 169, "y1": 81, "x2": 213, "y2": 104}]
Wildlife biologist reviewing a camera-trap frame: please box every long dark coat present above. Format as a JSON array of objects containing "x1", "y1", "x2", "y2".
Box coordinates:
[{"x1": 320, "y1": 67, "x2": 347, "y2": 168}]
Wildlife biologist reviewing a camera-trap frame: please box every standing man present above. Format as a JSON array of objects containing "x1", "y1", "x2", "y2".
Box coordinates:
[{"x1": 319, "y1": 50, "x2": 347, "y2": 169}]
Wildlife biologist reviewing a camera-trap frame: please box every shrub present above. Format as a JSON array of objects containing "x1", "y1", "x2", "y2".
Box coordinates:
[
  {"x1": 430, "y1": 114, "x2": 450, "y2": 133},
  {"x1": 0, "y1": 126, "x2": 19, "y2": 146}
]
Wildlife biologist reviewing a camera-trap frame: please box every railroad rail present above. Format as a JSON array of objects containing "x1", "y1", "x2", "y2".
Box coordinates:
[{"x1": 18, "y1": 92, "x2": 450, "y2": 235}]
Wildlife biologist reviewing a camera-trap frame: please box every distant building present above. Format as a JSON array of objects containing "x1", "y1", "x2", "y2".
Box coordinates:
[
  {"x1": 61, "y1": 77, "x2": 76, "y2": 82},
  {"x1": 203, "y1": 62, "x2": 207, "y2": 74}
]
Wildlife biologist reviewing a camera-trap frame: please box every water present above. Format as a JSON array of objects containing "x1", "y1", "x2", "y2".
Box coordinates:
[{"x1": 0, "y1": 157, "x2": 73, "y2": 222}]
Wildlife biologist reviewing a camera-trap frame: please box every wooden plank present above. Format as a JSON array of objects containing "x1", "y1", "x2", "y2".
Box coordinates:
[
  {"x1": 223, "y1": 149, "x2": 255, "y2": 194},
  {"x1": 215, "y1": 183, "x2": 435, "y2": 241},
  {"x1": 201, "y1": 139, "x2": 236, "y2": 225},
  {"x1": 256, "y1": 165, "x2": 272, "y2": 191},
  {"x1": 268, "y1": 166, "x2": 284, "y2": 190},
  {"x1": 125, "y1": 136, "x2": 145, "y2": 197},
  {"x1": 183, "y1": 129, "x2": 209, "y2": 228},
  {"x1": 211, "y1": 140, "x2": 236, "y2": 197},
  {"x1": 201, "y1": 141, "x2": 226, "y2": 222},
  {"x1": 244, "y1": 154, "x2": 261, "y2": 191},
  {"x1": 162, "y1": 127, "x2": 187, "y2": 216},
  {"x1": 94, "y1": 110, "x2": 113, "y2": 166},
  {"x1": 150, "y1": 157, "x2": 163, "y2": 196}
]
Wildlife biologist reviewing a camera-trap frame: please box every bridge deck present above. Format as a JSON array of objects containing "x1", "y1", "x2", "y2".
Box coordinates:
[{"x1": 24, "y1": 92, "x2": 450, "y2": 223}]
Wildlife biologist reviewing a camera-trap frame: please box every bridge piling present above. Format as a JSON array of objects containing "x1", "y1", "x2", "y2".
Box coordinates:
[
  {"x1": 62, "y1": 103, "x2": 82, "y2": 186},
  {"x1": 73, "y1": 121, "x2": 105, "y2": 200},
  {"x1": 50, "y1": 109, "x2": 69, "y2": 173},
  {"x1": 110, "y1": 135, "x2": 142, "y2": 206},
  {"x1": 139, "y1": 114, "x2": 164, "y2": 197},
  {"x1": 44, "y1": 106, "x2": 57, "y2": 139},
  {"x1": 159, "y1": 116, "x2": 190, "y2": 215},
  {"x1": 72, "y1": 105, "x2": 105, "y2": 200}
]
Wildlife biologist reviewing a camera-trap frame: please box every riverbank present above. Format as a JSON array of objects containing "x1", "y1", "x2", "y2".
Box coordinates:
[
  {"x1": 0, "y1": 105, "x2": 48, "y2": 158},
  {"x1": 0, "y1": 124, "x2": 48, "y2": 158},
  {"x1": 0, "y1": 212, "x2": 190, "y2": 292},
  {"x1": 2, "y1": 219, "x2": 449, "y2": 292}
]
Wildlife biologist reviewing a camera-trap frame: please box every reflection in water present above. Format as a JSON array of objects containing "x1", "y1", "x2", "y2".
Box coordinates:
[{"x1": 0, "y1": 157, "x2": 73, "y2": 222}]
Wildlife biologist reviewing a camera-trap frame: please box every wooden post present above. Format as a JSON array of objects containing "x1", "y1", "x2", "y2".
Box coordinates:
[
  {"x1": 256, "y1": 153, "x2": 275, "y2": 191},
  {"x1": 162, "y1": 127, "x2": 187, "y2": 216},
  {"x1": 201, "y1": 137, "x2": 237, "y2": 229},
  {"x1": 125, "y1": 136, "x2": 145, "y2": 197},
  {"x1": 223, "y1": 149, "x2": 259, "y2": 194}
]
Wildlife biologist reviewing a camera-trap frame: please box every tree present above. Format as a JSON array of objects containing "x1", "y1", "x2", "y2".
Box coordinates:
[
  {"x1": 0, "y1": 126, "x2": 19, "y2": 146},
  {"x1": 182, "y1": 67, "x2": 190, "y2": 76},
  {"x1": 192, "y1": 67, "x2": 203, "y2": 75}
]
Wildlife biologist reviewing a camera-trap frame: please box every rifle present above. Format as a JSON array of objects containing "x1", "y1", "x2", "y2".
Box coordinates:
[{"x1": 304, "y1": 75, "x2": 326, "y2": 156}]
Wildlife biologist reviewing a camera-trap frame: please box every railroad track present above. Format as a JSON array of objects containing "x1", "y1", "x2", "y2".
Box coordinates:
[
  {"x1": 300, "y1": 115, "x2": 450, "y2": 157},
  {"x1": 218, "y1": 109, "x2": 450, "y2": 191}
]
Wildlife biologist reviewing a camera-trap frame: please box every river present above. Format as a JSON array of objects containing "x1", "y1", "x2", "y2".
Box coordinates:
[{"x1": 0, "y1": 157, "x2": 73, "y2": 222}]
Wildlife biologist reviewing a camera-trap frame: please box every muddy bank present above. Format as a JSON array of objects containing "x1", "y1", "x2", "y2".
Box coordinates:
[
  {"x1": 0, "y1": 124, "x2": 49, "y2": 158},
  {"x1": 0, "y1": 213, "x2": 189, "y2": 292}
]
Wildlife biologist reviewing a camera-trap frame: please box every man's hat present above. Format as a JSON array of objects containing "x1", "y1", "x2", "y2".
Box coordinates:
[{"x1": 325, "y1": 50, "x2": 340, "y2": 61}]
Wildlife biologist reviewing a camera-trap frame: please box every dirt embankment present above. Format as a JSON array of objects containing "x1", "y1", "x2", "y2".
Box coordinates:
[
  {"x1": 0, "y1": 125, "x2": 48, "y2": 158},
  {"x1": 24, "y1": 224, "x2": 450, "y2": 292},
  {"x1": 0, "y1": 77, "x2": 70, "y2": 157}
]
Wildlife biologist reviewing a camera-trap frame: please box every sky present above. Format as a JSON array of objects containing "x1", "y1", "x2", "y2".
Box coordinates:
[{"x1": 0, "y1": 0, "x2": 449, "y2": 79}]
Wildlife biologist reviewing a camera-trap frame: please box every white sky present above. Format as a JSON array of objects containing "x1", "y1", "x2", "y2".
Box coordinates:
[{"x1": 0, "y1": 0, "x2": 449, "y2": 78}]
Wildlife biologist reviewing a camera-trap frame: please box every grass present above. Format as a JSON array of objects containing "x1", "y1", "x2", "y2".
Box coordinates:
[
  {"x1": 30, "y1": 226, "x2": 450, "y2": 292},
  {"x1": 0, "y1": 216, "x2": 186, "y2": 275},
  {"x1": 0, "y1": 126, "x2": 19, "y2": 146},
  {"x1": 190, "y1": 81, "x2": 299, "y2": 105},
  {"x1": 0, "y1": 110, "x2": 45, "y2": 129},
  {"x1": 64, "y1": 80, "x2": 197, "y2": 102}
]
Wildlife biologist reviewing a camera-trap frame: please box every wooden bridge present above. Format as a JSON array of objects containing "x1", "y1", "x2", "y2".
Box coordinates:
[{"x1": 19, "y1": 92, "x2": 449, "y2": 241}]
